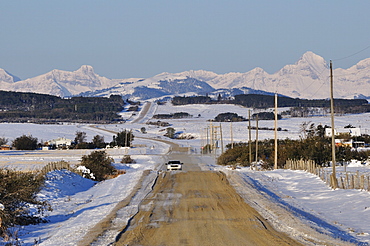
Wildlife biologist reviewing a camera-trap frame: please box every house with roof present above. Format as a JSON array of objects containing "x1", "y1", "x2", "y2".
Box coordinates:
[
  {"x1": 1, "y1": 145, "x2": 11, "y2": 150},
  {"x1": 47, "y1": 137, "x2": 73, "y2": 149},
  {"x1": 325, "y1": 127, "x2": 361, "y2": 137}
]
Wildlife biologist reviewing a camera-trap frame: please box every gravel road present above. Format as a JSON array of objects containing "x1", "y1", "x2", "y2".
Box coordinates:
[{"x1": 114, "y1": 170, "x2": 301, "y2": 246}]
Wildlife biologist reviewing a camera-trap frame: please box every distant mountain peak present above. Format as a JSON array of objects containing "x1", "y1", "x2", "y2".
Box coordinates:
[
  {"x1": 0, "y1": 68, "x2": 21, "y2": 83},
  {"x1": 354, "y1": 58, "x2": 370, "y2": 70},
  {"x1": 249, "y1": 67, "x2": 266, "y2": 74},
  {"x1": 298, "y1": 51, "x2": 327, "y2": 66},
  {"x1": 76, "y1": 65, "x2": 95, "y2": 75},
  {"x1": 302, "y1": 50, "x2": 320, "y2": 58}
]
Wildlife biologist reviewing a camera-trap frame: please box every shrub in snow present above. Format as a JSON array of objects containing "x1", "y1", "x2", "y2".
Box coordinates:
[
  {"x1": 165, "y1": 127, "x2": 176, "y2": 139},
  {"x1": 120, "y1": 155, "x2": 136, "y2": 164},
  {"x1": 214, "y1": 112, "x2": 246, "y2": 122},
  {"x1": 76, "y1": 166, "x2": 95, "y2": 180},
  {"x1": 0, "y1": 169, "x2": 50, "y2": 239},
  {"x1": 176, "y1": 133, "x2": 195, "y2": 140},
  {"x1": 78, "y1": 150, "x2": 115, "y2": 181}
]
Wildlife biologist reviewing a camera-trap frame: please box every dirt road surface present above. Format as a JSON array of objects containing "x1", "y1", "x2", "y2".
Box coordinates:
[
  {"x1": 131, "y1": 102, "x2": 151, "y2": 123},
  {"x1": 114, "y1": 171, "x2": 301, "y2": 246}
]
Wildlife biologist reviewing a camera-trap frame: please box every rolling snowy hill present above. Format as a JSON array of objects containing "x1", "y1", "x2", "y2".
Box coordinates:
[{"x1": 1, "y1": 52, "x2": 370, "y2": 99}]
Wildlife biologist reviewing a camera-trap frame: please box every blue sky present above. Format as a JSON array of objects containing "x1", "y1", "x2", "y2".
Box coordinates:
[{"x1": 1, "y1": 0, "x2": 370, "y2": 80}]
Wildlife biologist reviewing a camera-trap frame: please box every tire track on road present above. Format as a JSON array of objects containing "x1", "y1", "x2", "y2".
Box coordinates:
[{"x1": 114, "y1": 171, "x2": 302, "y2": 246}]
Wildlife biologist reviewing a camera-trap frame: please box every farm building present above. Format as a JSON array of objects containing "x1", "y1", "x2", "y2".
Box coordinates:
[
  {"x1": 325, "y1": 127, "x2": 361, "y2": 137},
  {"x1": 48, "y1": 137, "x2": 73, "y2": 149},
  {"x1": 1, "y1": 145, "x2": 11, "y2": 150}
]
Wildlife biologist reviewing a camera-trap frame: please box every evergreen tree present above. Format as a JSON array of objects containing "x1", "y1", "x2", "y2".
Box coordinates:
[
  {"x1": 92, "y1": 135, "x2": 105, "y2": 148},
  {"x1": 74, "y1": 131, "x2": 87, "y2": 144},
  {"x1": 165, "y1": 127, "x2": 176, "y2": 139},
  {"x1": 12, "y1": 135, "x2": 38, "y2": 150},
  {"x1": 0, "y1": 137, "x2": 8, "y2": 146},
  {"x1": 111, "y1": 130, "x2": 134, "y2": 147},
  {"x1": 216, "y1": 124, "x2": 363, "y2": 168}
]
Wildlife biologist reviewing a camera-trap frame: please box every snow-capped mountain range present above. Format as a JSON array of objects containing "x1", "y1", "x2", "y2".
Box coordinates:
[{"x1": 1, "y1": 51, "x2": 370, "y2": 100}]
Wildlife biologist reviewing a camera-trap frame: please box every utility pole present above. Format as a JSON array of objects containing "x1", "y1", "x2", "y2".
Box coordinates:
[
  {"x1": 210, "y1": 123, "x2": 214, "y2": 152},
  {"x1": 204, "y1": 126, "x2": 210, "y2": 154},
  {"x1": 248, "y1": 110, "x2": 252, "y2": 164},
  {"x1": 255, "y1": 114, "x2": 259, "y2": 163},
  {"x1": 128, "y1": 129, "x2": 133, "y2": 148},
  {"x1": 230, "y1": 121, "x2": 234, "y2": 149},
  {"x1": 200, "y1": 128, "x2": 203, "y2": 155},
  {"x1": 206, "y1": 126, "x2": 209, "y2": 146},
  {"x1": 274, "y1": 93, "x2": 278, "y2": 169},
  {"x1": 330, "y1": 60, "x2": 338, "y2": 189},
  {"x1": 209, "y1": 123, "x2": 222, "y2": 156},
  {"x1": 219, "y1": 123, "x2": 224, "y2": 154}
]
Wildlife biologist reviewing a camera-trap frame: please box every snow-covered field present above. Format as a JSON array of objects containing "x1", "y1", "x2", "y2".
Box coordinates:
[
  {"x1": 1, "y1": 102, "x2": 370, "y2": 245},
  {"x1": 220, "y1": 166, "x2": 370, "y2": 245}
]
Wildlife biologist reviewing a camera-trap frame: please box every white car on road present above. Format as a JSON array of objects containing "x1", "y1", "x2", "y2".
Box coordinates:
[{"x1": 166, "y1": 160, "x2": 183, "y2": 171}]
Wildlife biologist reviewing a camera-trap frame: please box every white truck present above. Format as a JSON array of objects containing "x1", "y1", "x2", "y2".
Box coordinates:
[{"x1": 166, "y1": 160, "x2": 183, "y2": 171}]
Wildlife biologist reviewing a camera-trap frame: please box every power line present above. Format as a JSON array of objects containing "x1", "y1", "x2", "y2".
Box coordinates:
[
  {"x1": 332, "y1": 44, "x2": 370, "y2": 62},
  {"x1": 332, "y1": 64, "x2": 369, "y2": 77},
  {"x1": 309, "y1": 54, "x2": 370, "y2": 98},
  {"x1": 276, "y1": 47, "x2": 369, "y2": 98},
  {"x1": 275, "y1": 61, "x2": 328, "y2": 95},
  {"x1": 309, "y1": 76, "x2": 329, "y2": 99},
  {"x1": 300, "y1": 66, "x2": 328, "y2": 93}
]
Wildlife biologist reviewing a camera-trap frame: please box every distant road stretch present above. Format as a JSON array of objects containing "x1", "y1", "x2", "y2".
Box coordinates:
[{"x1": 131, "y1": 102, "x2": 151, "y2": 123}]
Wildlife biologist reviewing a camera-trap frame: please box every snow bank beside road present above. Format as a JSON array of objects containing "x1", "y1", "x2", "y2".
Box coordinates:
[
  {"x1": 18, "y1": 155, "x2": 162, "y2": 246},
  {"x1": 221, "y1": 167, "x2": 370, "y2": 245}
]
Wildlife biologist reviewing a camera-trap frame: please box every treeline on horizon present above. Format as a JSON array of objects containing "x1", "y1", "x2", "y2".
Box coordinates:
[
  {"x1": 172, "y1": 94, "x2": 370, "y2": 113},
  {"x1": 0, "y1": 91, "x2": 125, "y2": 123}
]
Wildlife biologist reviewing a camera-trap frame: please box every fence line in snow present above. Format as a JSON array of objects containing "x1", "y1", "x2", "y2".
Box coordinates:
[
  {"x1": 284, "y1": 159, "x2": 370, "y2": 191},
  {"x1": 40, "y1": 161, "x2": 76, "y2": 175}
]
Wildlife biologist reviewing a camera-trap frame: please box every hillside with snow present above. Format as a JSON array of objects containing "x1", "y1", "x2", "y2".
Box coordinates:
[
  {"x1": 0, "y1": 65, "x2": 121, "y2": 97},
  {"x1": 1, "y1": 52, "x2": 370, "y2": 99}
]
